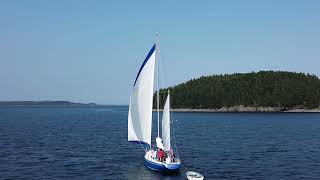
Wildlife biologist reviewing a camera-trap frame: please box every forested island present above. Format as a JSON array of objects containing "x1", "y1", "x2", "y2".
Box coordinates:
[
  {"x1": 155, "y1": 71, "x2": 320, "y2": 112},
  {"x1": 0, "y1": 101, "x2": 96, "y2": 106}
]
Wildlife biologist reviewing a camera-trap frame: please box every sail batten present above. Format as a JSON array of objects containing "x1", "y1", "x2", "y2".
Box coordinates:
[
  {"x1": 162, "y1": 93, "x2": 171, "y2": 151},
  {"x1": 128, "y1": 45, "x2": 156, "y2": 146}
]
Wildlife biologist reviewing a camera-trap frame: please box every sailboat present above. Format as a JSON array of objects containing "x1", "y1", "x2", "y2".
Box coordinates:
[{"x1": 128, "y1": 38, "x2": 181, "y2": 172}]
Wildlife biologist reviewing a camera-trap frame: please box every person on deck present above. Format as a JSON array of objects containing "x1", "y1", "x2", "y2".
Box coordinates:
[{"x1": 158, "y1": 148, "x2": 164, "y2": 162}]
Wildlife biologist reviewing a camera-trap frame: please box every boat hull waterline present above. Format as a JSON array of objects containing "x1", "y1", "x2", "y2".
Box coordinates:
[
  {"x1": 144, "y1": 150, "x2": 181, "y2": 172},
  {"x1": 144, "y1": 158, "x2": 181, "y2": 171}
]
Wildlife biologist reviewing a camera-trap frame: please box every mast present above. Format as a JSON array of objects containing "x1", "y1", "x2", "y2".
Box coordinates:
[{"x1": 156, "y1": 33, "x2": 160, "y2": 138}]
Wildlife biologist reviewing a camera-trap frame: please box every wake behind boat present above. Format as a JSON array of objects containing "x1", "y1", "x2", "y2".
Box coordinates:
[{"x1": 128, "y1": 37, "x2": 181, "y2": 172}]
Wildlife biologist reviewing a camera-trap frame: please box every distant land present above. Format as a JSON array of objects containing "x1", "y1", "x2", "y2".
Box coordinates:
[
  {"x1": 155, "y1": 71, "x2": 320, "y2": 112},
  {"x1": 0, "y1": 101, "x2": 97, "y2": 106}
]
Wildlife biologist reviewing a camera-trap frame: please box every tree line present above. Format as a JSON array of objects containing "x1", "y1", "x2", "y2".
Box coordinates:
[{"x1": 154, "y1": 71, "x2": 320, "y2": 109}]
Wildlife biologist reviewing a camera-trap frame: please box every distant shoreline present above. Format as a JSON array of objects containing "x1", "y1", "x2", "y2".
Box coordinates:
[
  {"x1": 0, "y1": 101, "x2": 97, "y2": 106},
  {"x1": 1, "y1": 102, "x2": 319, "y2": 112},
  {"x1": 154, "y1": 105, "x2": 320, "y2": 112}
]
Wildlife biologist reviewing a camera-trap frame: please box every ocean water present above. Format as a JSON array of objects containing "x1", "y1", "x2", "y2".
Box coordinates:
[{"x1": 0, "y1": 106, "x2": 320, "y2": 179}]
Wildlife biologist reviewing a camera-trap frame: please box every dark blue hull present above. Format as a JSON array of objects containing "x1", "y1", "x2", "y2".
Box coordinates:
[{"x1": 144, "y1": 157, "x2": 180, "y2": 172}]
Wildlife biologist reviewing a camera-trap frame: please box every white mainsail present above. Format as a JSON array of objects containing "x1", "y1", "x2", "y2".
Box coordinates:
[
  {"x1": 162, "y1": 93, "x2": 171, "y2": 151},
  {"x1": 128, "y1": 45, "x2": 156, "y2": 145}
]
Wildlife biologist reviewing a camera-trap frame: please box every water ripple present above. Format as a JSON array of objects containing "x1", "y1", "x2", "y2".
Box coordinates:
[{"x1": 0, "y1": 107, "x2": 320, "y2": 179}]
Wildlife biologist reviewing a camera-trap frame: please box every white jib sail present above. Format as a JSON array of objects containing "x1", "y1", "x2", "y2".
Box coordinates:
[
  {"x1": 128, "y1": 45, "x2": 156, "y2": 146},
  {"x1": 162, "y1": 93, "x2": 171, "y2": 151}
]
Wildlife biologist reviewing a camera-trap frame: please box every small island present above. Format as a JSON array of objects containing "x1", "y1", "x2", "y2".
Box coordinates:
[
  {"x1": 155, "y1": 71, "x2": 320, "y2": 112},
  {"x1": 0, "y1": 101, "x2": 97, "y2": 106}
]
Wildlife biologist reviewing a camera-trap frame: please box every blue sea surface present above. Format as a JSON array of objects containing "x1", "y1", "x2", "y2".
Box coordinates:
[{"x1": 0, "y1": 106, "x2": 320, "y2": 179}]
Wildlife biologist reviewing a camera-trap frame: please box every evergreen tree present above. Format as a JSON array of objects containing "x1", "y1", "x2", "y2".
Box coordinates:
[{"x1": 154, "y1": 71, "x2": 320, "y2": 109}]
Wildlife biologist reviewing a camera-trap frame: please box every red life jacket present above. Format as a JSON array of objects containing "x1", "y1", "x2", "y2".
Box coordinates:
[{"x1": 158, "y1": 150, "x2": 164, "y2": 158}]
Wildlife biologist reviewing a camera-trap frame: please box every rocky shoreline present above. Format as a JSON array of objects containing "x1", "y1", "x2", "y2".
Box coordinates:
[{"x1": 155, "y1": 105, "x2": 320, "y2": 112}]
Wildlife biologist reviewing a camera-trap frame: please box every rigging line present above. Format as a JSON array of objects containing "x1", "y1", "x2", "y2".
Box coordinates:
[
  {"x1": 158, "y1": 41, "x2": 167, "y2": 110},
  {"x1": 156, "y1": 33, "x2": 160, "y2": 138},
  {"x1": 157, "y1": 34, "x2": 167, "y2": 141},
  {"x1": 170, "y1": 102, "x2": 180, "y2": 160},
  {"x1": 158, "y1": 40, "x2": 168, "y2": 94},
  {"x1": 137, "y1": 140, "x2": 147, "y2": 153}
]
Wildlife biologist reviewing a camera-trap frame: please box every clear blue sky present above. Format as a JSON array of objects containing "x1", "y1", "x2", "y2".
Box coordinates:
[{"x1": 0, "y1": 1, "x2": 319, "y2": 105}]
